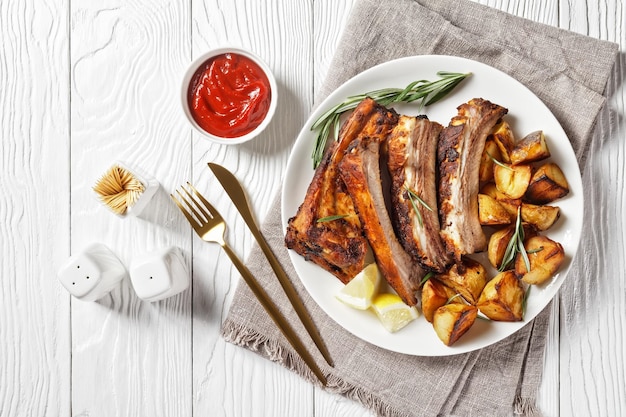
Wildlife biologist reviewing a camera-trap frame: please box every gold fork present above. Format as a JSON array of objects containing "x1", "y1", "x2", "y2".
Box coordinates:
[{"x1": 171, "y1": 182, "x2": 327, "y2": 386}]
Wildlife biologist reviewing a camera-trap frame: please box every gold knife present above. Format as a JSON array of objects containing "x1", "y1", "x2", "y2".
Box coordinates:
[{"x1": 208, "y1": 162, "x2": 334, "y2": 367}]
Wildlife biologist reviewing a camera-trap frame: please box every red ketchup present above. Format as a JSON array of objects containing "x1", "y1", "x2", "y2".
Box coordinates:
[{"x1": 188, "y1": 52, "x2": 272, "y2": 138}]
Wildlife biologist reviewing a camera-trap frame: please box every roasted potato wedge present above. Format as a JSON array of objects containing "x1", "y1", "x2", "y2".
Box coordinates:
[
  {"x1": 515, "y1": 235, "x2": 565, "y2": 284},
  {"x1": 432, "y1": 303, "x2": 478, "y2": 346},
  {"x1": 520, "y1": 203, "x2": 560, "y2": 231},
  {"x1": 480, "y1": 182, "x2": 501, "y2": 199},
  {"x1": 478, "y1": 194, "x2": 512, "y2": 225},
  {"x1": 510, "y1": 130, "x2": 551, "y2": 165},
  {"x1": 493, "y1": 200, "x2": 558, "y2": 230},
  {"x1": 488, "y1": 223, "x2": 537, "y2": 269},
  {"x1": 479, "y1": 139, "x2": 502, "y2": 182},
  {"x1": 487, "y1": 226, "x2": 516, "y2": 269},
  {"x1": 489, "y1": 119, "x2": 515, "y2": 163},
  {"x1": 421, "y1": 278, "x2": 460, "y2": 323},
  {"x1": 481, "y1": 183, "x2": 522, "y2": 207},
  {"x1": 477, "y1": 271, "x2": 525, "y2": 321},
  {"x1": 497, "y1": 198, "x2": 522, "y2": 218},
  {"x1": 525, "y1": 162, "x2": 570, "y2": 204},
  {"x1": 494, "y1": 163, "x2": 532, "y2": 199},
  {"x1": 436, "y1": 258, "x2": 487, "y2": 305}
]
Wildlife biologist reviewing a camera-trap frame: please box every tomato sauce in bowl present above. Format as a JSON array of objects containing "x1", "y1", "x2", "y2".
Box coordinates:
[{"x1": 181, "y1": 48, "x2": 276, "y2": 144}]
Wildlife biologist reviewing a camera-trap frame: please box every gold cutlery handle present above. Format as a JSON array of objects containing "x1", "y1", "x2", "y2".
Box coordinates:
[
  {"x1": 207, "y1": 162, "x2": 333, "y2": 367},
  {"x1": 220, "y1": 241, "x2": 328, "y2": 386},
  {"x1": 250, "y1": 228, "x2": 334, "y2": 367}
]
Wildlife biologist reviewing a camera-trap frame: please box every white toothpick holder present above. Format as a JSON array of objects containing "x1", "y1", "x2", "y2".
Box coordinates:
[
  {"x1": 121, "y1": 162, "x2": 160, "y2": 217},
  {"x1": 93, "y1": 161, "x2": 160, "y2": 218},
  {"x1": 129, "y1": 246, "x2": 189, "y2": 302},
  {"x1": 57, "y1": 243, "x2": 126, "y2": 301}
]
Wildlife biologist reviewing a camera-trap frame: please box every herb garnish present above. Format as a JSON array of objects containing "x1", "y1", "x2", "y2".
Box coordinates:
[
  {"x1": 446, "y1": 293, "x2": 464, "y2": 305},
  {"x1": 405, "y1": 185, "x2": 433, "y2": 227},
  {"x1": 477, "y1": 314, "x2": 492, "y2": 322},
  {"x1": 487, "y1": 152, "x2": 512, "y2": 171},
  {"x1": 498, "y1": 206, "x2": 531, "y2": 272},
  {"x1": 310, "y1": 72, "x2": 471, "y2": 168},
  {"x1": 522, "y1": 285, "x2": 531, "y2": 319},
  {"x1": 316, "y1": 214, "x2": 351, "y2": 223},
  {"x1": 420, "y1": 271, "x2": 435, "y2": 286}
]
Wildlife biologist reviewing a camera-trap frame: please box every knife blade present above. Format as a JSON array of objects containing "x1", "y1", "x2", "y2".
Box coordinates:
[{"x1": 208, "y1": 162, "x2": 334, "y2": 367}]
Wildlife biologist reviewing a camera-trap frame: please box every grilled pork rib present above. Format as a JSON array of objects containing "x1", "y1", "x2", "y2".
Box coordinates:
[
  {"x1": 340, "y1": 135, "x2": 424, "y2": 306},
  {"x1": 438, "y1": 98, "x2": 508, "y2": 261},
  {"x1": 386, "y1": 115, "x2": 451, "y2": 272},
  {"x1": 285, "y1": 98, "x2": 399, "y2": 283}
]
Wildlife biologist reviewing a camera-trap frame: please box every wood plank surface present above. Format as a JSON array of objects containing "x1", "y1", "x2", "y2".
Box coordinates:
[
  {"x1": 190, "y1": 1, "x2": 315, "y2": 416},
  {"x1": 0, "y1": 0, "x2": 624, "y2": 416},
  {"x1": 0, "y1": 1, "x2": 71, "y2": 416},
  {"x1": 69, "y1": 1, "x2": 192, "y2": 416},
  {"x1": 551, "y1": 1, "x2": 626, "y2": 416}
]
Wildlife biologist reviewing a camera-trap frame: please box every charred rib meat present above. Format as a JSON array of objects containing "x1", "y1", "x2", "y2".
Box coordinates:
[
  {"x1": 386, "y1": 115, "x2": 451, "y2": 272},
  {"x1": 285, "y1": 98, "x2": 399, "y2": 283},
  {"x1": 340, "y1": 135, "x2": 424, "y2": 306},
  {"x1": 438, "y1": 98, "x2": 508, "y2": 261}
]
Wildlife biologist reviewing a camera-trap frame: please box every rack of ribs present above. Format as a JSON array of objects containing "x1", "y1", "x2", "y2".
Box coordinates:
[
  {"x1": 386, "y1": 115, "x2": 452, "y2": 273},
  {"x1": 284, "y1": 98, "x2": 399, "y2": 283},
  {"x1": 438, "y1": 98, "x2": 508, "y2": 262},
  {"x1": 340, "y1": 134, "x2": 425, "y2": 306}
]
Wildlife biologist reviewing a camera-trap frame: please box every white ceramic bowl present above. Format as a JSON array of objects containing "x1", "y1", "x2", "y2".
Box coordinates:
[{"x1": 180, "y1": 47, "x2": 277, "y2": 145}]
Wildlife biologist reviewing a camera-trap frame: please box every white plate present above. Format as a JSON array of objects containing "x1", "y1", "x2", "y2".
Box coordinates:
[{"x1": 281, "y1": 55, "x2": 583, "y2": 356}]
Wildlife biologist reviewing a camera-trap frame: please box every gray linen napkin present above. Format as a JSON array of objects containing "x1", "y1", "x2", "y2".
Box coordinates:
[{"x1": 221, "y1": 0, "x2": 619, "y2": 416}]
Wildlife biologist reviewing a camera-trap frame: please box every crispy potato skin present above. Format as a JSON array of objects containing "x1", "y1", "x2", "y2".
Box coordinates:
[
  {"x1": 510, "y1": 130, "x2": 551, "y2": 165},
  {"x1": 477, "y1": 271, "x2": 525, "y2": 321},
  {"x1": 525, "y1": 162, "x2": 570, "y2": 204},
  {"x1": 435, "y1": 258, "x2": 487, "y2": 305},
  {"x1": 478, "y1": 193, "x2": 512, "y2": 226},
  {"x1": 421, "y1": 278, "x2": 459, "y2": 323},
  {"x1": 479, "y1": 139, "x2": 502, "y2": 182},
  {"x1": 488, "y1": 223, "x2": 538, "y2": 269},
  {"x1": 432, "y1": 304, "x2": 478, "y2": 346},
  {"x1": 494, "y1": 163, "x2": 532, "y2": 199},
  {"x1": 488, "y1": 226, "x2": 516, "y2": 268},
  {"x1": 516, "y1": 235, "x2": 565, "y2": 284},
  {"x1": 489, "y1": 120, "x2": 515, "y2": 163},
  {"x1": 520, "y1": 203, "x2": 560, "y2": 231}
]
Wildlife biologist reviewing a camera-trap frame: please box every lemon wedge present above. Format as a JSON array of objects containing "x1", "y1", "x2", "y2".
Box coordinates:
[
  {"x1": 371, "y1": 293, "x2": 419, "y2": 333},
  {"x1": 335, "y1": 263, "x2": 381, "y2": 310}
]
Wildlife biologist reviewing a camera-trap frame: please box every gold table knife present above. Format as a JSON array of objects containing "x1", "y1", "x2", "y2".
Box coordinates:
[{"x1": 208, "y1": 162, "x2": 334, "y2": 368}]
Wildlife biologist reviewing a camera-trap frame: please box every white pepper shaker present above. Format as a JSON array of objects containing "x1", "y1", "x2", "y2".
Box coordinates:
[
  {"x1": 57, "y1": 243, "x2": 126, "y2": 301},
  {"x1": 129, "y1": 246, "x2": 189, "y2": 302}
]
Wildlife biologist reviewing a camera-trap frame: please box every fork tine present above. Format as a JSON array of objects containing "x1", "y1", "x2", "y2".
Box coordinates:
[
  {"x1": 170, "y1": 192, "x2": 201, "y2": 229},
  {"x1": 178, "y1": 187, "x2": 211, "y2": 223},
  {"x1": 186, "y1": 182, "x2": 223, "y2": 222}
]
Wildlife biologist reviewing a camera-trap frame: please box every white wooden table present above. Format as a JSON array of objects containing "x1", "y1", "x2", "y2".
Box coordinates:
[{"x1": 2, "y1": 0, "x2": 624, "y2": 416}]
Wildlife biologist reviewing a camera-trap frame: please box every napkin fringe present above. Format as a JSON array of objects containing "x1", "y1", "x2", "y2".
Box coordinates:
[
  {"x1": 513, "y1": 395, "x2": 543, "y2": 417},
  {"x1": 222, "y1": 318, "x2": 412, "y2": 417},
  {"x1": 221, "y1": 319, "x2": 319, "y2": 383},
  {"x1": 325, "y1": 374, "x2": 412, "y2": 417}
]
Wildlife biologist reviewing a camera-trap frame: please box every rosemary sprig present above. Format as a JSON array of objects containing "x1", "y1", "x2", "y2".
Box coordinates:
[
  {"x1": 527, "y1": 246, "x2": 544, "y2": 254},
  {"x1": 487, "y1": 152, "x2": 512, "y2": 171},
  {"x1": 310, "y1": 71, "x2": 471, "y2": 168},
  {"x1": 522, "y1": 285, "x2": 531, "y2": 319},
  {"x1": 316, "y1": 214, "x2": 350, "y2": 223},
  {"x1": 420, "y1": 271, "x2": 435, "y2": 286},
  {"x1": 477, "y1": 314, "x2": 492, "y2": 322},
  {"x1": 446, "y1": 293, "x2": 465, "y2": 305},
  {"x1": 498, "y1": 206, "x2": 531, "y2": 272},
  {"x1": 405, "y1": 185, "x2": 433, "y2": 227}
]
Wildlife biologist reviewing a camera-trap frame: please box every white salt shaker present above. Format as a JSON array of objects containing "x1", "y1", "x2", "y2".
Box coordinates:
[
  {"x1": 129, "y1": 246, "x2": 189, "y2": 302},
  {"x1": 57, "y1": 243, "x2": 126, "y2": 301}
]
